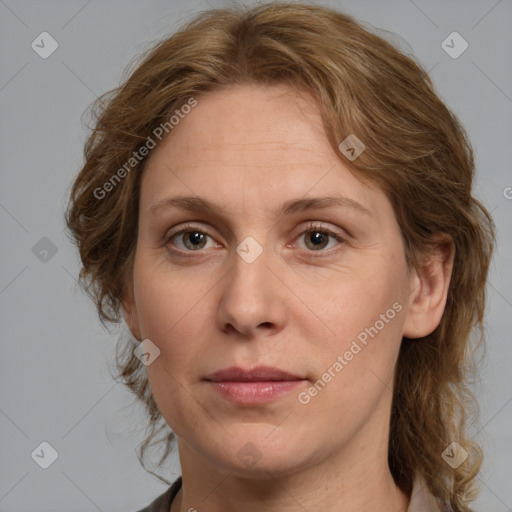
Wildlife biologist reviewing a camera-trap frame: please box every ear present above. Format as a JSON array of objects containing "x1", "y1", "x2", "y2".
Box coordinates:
[
  {"x1": 121, "y1": 277, "x2": 142, "y2": 342},
  {"x1": 403, "y1": 235, "x2": 455, "y2": 339}
]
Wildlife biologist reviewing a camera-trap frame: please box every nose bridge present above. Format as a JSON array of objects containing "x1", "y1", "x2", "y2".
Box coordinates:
[
  {"x1": 216, "y1": 234, "x2": 284, "y2": 335},
  {"x1": 229, "y1": 234, "x2": 271, "y2": 304}
]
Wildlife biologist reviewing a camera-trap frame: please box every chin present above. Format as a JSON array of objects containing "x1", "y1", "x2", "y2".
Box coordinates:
[{"x1": 205, "y1": 431, "x2": 314, "y2": 478}]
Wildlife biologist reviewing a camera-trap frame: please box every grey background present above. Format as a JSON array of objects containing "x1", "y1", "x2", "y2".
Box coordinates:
[{"x1": 0, "y1": 0, "x2": 511, "y2": 510}]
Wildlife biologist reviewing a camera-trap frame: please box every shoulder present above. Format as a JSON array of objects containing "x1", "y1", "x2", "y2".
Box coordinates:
[{"x1": 132, "y1": 476, "x2": 182, "y2": 512}]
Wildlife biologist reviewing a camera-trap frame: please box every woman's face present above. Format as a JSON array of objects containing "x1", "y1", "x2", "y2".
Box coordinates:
[{"x1": 124, "y1": 83, "x2": 417, "y2": 477}]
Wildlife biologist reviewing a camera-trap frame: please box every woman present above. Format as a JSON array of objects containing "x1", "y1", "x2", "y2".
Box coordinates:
[{"x1": 65, "y1": 3, "x2": 495, "y2": 511}]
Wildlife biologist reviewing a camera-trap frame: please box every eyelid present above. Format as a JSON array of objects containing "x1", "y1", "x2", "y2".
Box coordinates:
[{"x1": 300, "y1": 221, "x2": 346, "y2": 239}]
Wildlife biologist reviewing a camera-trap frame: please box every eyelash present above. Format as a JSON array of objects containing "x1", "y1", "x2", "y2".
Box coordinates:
[{"x1": 163, "y1": 222, "x2": 347, "y2": 257}]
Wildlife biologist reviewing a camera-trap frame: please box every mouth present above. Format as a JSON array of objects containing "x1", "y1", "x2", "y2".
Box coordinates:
[{"x1": 204, "y1": 366, "x2": 307, "y2": 405}]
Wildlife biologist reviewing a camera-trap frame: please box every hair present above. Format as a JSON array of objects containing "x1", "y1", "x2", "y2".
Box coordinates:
[{"x1": 65, "y1": 2, "x2": 495, "y2": 510}]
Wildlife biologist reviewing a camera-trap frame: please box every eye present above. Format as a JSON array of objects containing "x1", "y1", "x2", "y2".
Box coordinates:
[
  {"x1": 295, "y1": 223, "x2": 345, "y2": 254},
  {"x1": 166, "y1": 224, "x2": 218, "y2": 252},
  {"x1": 164, "y1": 222, "x2": 346, "y2": 255}
]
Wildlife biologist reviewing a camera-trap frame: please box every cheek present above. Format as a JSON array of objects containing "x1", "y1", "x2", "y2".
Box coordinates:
[
  {"x1": 310, "y1": 264, "x2": 407, "y2": 394},
  {"x1": 322, "y1": 299, "x2": 404, "y2": 390},
  {"x1": 136, "y1": 273, "x2": 210, "y2": 435},
  {"x1": 133, "y1": 261, "x2": 213, "y2": 405},
  {"x1": 317, "y1": 262, "x2": 405, "y2": 344},
  {"x1": 299, "y1": 295, "x2": 404, "y2": 437},
  {"x1": 134, "y1": 255, "x2": 209, "y2": 340}
]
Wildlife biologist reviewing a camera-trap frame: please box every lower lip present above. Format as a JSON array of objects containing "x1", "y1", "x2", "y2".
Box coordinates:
[{"x1": 207, "y1": 380, "x2": 305, "y2": 405}]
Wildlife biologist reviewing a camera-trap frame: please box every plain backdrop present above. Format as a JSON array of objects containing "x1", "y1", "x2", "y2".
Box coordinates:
[{"x1": 0, "y1": 0, "x2": 511, "y2": 511}]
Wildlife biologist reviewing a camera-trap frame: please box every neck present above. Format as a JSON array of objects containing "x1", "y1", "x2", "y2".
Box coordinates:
[{"x1": 170, "y1": 440, "x2": 410, "y2": 512}]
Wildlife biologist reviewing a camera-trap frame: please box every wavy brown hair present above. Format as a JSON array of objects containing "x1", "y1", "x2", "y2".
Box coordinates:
[{"x1": 65, "y1": 3, "x2": 495, "y2": 510}]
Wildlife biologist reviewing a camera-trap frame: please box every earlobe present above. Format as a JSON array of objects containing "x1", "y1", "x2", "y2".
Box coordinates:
[{"x1": 402, "y1": 236, "x2": 455, "y2": 339}]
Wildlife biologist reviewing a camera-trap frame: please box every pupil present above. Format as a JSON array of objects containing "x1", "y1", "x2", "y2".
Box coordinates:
[
  {"x1": 308, "y1": 231, "x2": 328, "y2": 249},
  {"x1": 311, "y1": 232, "x2": 322, "y2": 244},
  {"x1": 187, "y1": 232, "x2": 205, "y2": 248}
]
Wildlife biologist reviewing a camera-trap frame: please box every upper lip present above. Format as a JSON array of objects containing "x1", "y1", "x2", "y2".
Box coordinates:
[{"x1": 204, "y1": 366, "x2": 304, "y2": 382}]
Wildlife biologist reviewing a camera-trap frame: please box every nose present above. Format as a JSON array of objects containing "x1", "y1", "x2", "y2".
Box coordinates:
[{"x1": 215, "y1": 243, "x2": 288, "y2": 338}]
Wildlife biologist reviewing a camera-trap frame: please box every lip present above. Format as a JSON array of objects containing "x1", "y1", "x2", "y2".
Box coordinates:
[
  {"x1": 204, "y1": 366, "x2": 307, "y2": 405},
  {"x1": 205, "y1": 365, "x2": 303, "y2": 382}
]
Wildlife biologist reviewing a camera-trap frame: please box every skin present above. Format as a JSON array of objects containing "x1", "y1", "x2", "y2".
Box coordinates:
[{"x1": 122, "y1": 83, "x2": 454, "y2": 512}]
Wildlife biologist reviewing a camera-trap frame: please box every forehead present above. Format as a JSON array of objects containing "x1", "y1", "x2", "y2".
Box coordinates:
[
  {"x1": 140, "y1": 83, "x2": 389, "y2": 222},
  {"x1": 147, "y1": 83, "x2": 332, "y2": 167}
]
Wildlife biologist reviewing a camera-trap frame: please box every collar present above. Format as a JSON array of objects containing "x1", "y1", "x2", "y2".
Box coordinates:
[{"x1": 407, "y1": 474, "x2": 443, "y2": 512}]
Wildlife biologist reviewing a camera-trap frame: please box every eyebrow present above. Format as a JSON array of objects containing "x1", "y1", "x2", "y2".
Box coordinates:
[{"x1": 150, "y1": 195, "x2": 372, "y2": 217}]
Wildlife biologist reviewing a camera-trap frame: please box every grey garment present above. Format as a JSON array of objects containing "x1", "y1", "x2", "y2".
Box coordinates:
[
  {"x1": 134, "y1": 477, "x2": 182, "y2": 512},
  {"x1": 133, "y1": 473, "x2": 455, "y2": 511}
]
